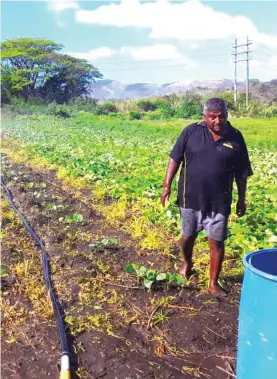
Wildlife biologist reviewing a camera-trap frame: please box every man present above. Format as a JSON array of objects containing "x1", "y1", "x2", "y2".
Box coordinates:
[{"x1": 161, "y1": 98, "x2": 253, "y2": 295}]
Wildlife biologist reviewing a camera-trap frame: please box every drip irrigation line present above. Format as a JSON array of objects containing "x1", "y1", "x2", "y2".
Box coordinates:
[{"x1": 1, "y1": 176, "x2": 71, "y2": 378}]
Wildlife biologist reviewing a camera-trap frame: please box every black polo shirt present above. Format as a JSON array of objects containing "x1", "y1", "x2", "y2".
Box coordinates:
[{"x1": 170, "y1": 121, "x2": 253, "y2": 216}]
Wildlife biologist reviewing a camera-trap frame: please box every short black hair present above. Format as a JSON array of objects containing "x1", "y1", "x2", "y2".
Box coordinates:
[{"x1": 203, "y1": 98, "x2": 227, "y2": 114}]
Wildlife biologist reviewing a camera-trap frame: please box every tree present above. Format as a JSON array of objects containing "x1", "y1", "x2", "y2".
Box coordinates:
[
  {"x1": 1, "y1": 38, "x2": 102, "y2": 102},
  {"x1": 40, "y1": 55, "x2": 102, "y2": 103},
  {"x1": 1, "y1": 38, "x2": 62, "y2": 99}
]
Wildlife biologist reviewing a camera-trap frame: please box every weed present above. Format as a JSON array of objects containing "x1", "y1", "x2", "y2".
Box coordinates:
[
  {"x1": 96, "y1": 259, "x2": 110, "y2": 274},
  {"x1": 151, "y1": 310, "x2": 170, "y2": 326}
]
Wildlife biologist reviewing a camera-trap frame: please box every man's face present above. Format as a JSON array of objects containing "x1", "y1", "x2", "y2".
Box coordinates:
[{"x1": 204, "y1": 110, "x2": 228, "y2": 135}]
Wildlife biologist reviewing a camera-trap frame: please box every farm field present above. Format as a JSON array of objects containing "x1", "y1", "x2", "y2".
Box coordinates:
[{"x1": 1, "y1": 113, "x2": 277, "y2": 379}]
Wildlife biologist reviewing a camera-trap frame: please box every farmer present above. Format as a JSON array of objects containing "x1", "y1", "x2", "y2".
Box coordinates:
[{"x1": 161, "y1": 98, "x2": 253, "y2": 295}]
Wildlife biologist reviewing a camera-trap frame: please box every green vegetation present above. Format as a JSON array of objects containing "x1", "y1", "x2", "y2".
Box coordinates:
[
  {"x1": 2, "y1": 113, "x2": 276, "y2": 286},
  {"x1": 0, "y1": 267, "x2": 9, "y2": 276},
  {"x1": 65, "y1": 213, "x2": 84, "y2": 224},
  {"x1": 2, "y1": 36, "x2": 276, "y2": 378},
  {"x1": 89, "y1": 238, "x2": 118, "y2": 249},
  {"x1": 3, "y1": 89, "x2": 277, "y2": 119},
  {"x1": 125, "y1": 263, "x2": 185, "y2": 289},
  {"x1": 1, "y1": 38, "x2": 102, "y2": 104},
  {"x1": 1, "y1": 37, "x2": 276, "y2": 120}
]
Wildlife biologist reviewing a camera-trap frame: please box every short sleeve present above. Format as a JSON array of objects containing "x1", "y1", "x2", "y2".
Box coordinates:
[
  {"x1": 234, "y1": 132, "x2": 253, "y2": 181},
  {"x1": 169, "y1": 126, "x2": 190, "y2": 164}
]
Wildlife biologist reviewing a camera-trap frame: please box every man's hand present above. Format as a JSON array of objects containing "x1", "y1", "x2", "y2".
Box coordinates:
[
  {"x1": 160, "y1": 186, "x2": 171, "y2": 207},
  {"x1": 236, "y1": 199, "x2": 246, "y2": 217},
  {"x1": 160, "y1": 159, "x2": 180, "y2": 207}
]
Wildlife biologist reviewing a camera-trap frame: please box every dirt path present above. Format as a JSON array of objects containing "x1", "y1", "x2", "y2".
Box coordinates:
[{"x1": 1, "y1": 154, "x2": 240, "y2": 379}]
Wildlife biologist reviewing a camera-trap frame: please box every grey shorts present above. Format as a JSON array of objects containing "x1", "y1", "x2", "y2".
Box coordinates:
[{"x1": 180, "y1": 208, "x2": 228, "y2": 241}]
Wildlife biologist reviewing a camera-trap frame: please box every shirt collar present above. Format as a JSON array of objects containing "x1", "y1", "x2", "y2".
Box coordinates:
[{"x1": 199, "y1": 120, "x2": 232, "y2": 137}]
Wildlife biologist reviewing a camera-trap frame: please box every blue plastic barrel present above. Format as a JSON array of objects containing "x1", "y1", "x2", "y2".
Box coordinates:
[{"x1": 236, "y1": 248, "x2": 277, "y2": 379}]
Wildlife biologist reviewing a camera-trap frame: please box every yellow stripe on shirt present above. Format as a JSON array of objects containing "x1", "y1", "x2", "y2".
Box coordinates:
[{"x1": 183, "y1": 153, "x2": 187, "y2": 207}]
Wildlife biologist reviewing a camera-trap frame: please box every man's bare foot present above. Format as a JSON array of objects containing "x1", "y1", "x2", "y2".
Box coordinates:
[
  {"x1": 179, "y1": 262, "x2": 193, "y2": 279},
  {"x1": 208, "y1": 283, "x2": 227, "y2": 297}
]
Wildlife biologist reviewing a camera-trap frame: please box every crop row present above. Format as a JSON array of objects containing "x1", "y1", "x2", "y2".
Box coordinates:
[{"x1": 2, "y1": 113, "x2": 277, "y2": 280}]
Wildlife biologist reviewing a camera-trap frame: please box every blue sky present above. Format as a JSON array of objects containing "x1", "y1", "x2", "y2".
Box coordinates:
[{"x1": 2, "y1": 0, "x2": 277, "y2": 83}]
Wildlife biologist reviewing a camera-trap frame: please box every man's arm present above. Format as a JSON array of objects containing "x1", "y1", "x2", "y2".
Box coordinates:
[
  {"x1": 160, "y1": 158, "x2": 180, "y2": 207},
  {"x1": 235, "y1": 177, "x2": 247, "y2": 217},
  {"x1": 161, "y1": 125, "x2": 192, "y2": 207},
  {"x1": 234, "y1": 131, "x2": 253, "y2": 217}
]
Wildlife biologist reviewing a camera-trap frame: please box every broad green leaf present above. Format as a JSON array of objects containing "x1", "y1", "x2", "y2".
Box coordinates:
[
  {"x1": 143, "y1": 278, "x2": 154, "y2": 289},
  {"x1": 125, "y1": 264, "x2": 135, "y2": 273},
  {"x1": 173, "y1": 273, "x2": 185, "y2": 284},
  {"x1": 138, "y1": 266, "x2": 147, "y2": 276},
  {"x1": 101, "y1": 238, "x2": 118, "y2": 246},
  {"x1": 156, "y1": 273, "x2": 167, "y2": 281},
  {"x1": 66, "y1": 213, "x2": 83, "y2": 223},
  {"x1": 74, "y1": 213, "x2": 83, "y2": 223},
  {"x1": 0, "y1": 268, "x2": 9, "y2": 276},
  {"x1": 166, "y1": 273, "x2": 174, "y2": 282},
  {"x1": 146, "y1": 270, "x2": 156, "y2": 280}
]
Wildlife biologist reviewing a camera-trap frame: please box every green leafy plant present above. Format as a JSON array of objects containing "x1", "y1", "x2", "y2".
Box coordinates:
[
  {"x1": 0, "y1": 267, "x2": 9, "y2": 277},
  {"x1": 65, "y1": 213, "x2": 83, "y2": 224},
  {"x1": 45, "y1": 204, "x2": 69, "y2": 211},
  {"x1": 124, "y1": 263, "x2": 185, "y2": 289},
  {"x1": 2, "y1": 113, "x2": 277, "y2": 286},
  {"x1": 89, "y1": 238, "x2": 118, "y2": 249},
  {"x1": 129, "y1": 111, "x2": 142, "y2": 120}
]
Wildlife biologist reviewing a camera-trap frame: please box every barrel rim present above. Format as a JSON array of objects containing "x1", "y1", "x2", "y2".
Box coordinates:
[{"x1": 243, "y1": 248, "x2": 277, "y2": 282}]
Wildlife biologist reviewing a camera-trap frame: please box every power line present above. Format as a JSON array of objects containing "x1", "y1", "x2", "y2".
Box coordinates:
[
  {"x1": 255, "y1": 51, "x2": 274, "y2": 59},
  {"x1": 100, "y1": 58, "x2": 228, "y2": 73},
  {"x1": 84, "y1": 51, "x2": 230, "y2": 66}
]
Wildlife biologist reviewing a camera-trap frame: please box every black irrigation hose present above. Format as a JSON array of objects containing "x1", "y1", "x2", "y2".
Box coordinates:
[{"x1": 1, "y1": 176, "x2": 69, "y2": 356}]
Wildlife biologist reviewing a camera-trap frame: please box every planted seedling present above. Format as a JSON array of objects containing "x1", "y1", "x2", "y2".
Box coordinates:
[
  {"x1": 45, "y1": 204, "x2": 69, "y2": 211},
  {"x1": 124, "y1": 263, "x2": 186, "y2": 289},
  {"x1": 0, "y1": 267, "x2": 9, "y2": 277},
  {"x1": 89, "y1": 238, "x2": 118, "y2": 249},
  {"x1": 65, "y1": 213, "x2": 84, "y2": 224}
]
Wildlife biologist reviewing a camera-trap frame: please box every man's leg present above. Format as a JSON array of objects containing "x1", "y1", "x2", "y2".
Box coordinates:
[
  {"x1": 179, "y1": 234, "x2": 197, "y2": 279},
  {"x1": 207, "y1": 238, "x2": 225, "y2": 295}
]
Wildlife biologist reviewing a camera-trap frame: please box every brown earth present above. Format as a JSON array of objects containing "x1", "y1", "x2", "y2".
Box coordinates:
[{"x1": 1, "y1": 155, "x2": 241, "y2": 379}]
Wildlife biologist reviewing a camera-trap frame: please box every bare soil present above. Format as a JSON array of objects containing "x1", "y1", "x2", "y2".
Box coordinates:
[{"x1": 1, "y1": 155, "x2": 241, "y2": 379}]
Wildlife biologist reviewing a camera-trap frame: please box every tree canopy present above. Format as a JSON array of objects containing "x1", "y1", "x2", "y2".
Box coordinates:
[{"x1": 1, "y1": 37, "x2": 102, "y2": 103}]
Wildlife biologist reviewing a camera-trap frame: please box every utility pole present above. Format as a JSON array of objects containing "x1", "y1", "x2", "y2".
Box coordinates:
[
  {"x1": 233, "y1": 38, "x2": 238, "y2": 104},
  {"x1": 232, "y1": 37, "x2": 252, "y2": 108},
  {"x1": 246, "y1": 36, "x2": 250, "y2": 107}
]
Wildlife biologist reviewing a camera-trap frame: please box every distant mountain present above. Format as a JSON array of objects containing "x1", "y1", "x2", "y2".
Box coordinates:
[{"x1": 89, "y1": 79, "x2": 247, "y2": 100}]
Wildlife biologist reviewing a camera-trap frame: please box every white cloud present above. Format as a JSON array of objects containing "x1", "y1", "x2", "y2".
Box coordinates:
[
  {"x1": 67, "y1": 44, "x2": 198, "y2": 67},
  {"x1": 120, "y1": 44, "x2": 188, "y2": 61},
  {"x1": 269, "y1": 56, "x2": 277, "y2": 68},
  {"x1": 245, "y1": 55, "x2": 277, "y2": 81},
  {"x1": 68, "y1": 47, "x2": 116, "y2": 61},
  {"x1": 252, "y1": 55, "x2": 277, "y2": 69},
  {"x1": 75, "y1": 0, "x2": 277, "y2": 48},
  {"x1": 48, "y1": 0, "x2": 79, "y2": 13}
]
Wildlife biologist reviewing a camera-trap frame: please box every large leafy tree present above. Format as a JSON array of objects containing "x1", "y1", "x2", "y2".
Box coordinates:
[
  {"x1": 39, "y1": 54, "x2": 101, "y2": 103},
  {"x1": 1, "y1": 38, "x2": 102, "y2": 102}
]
